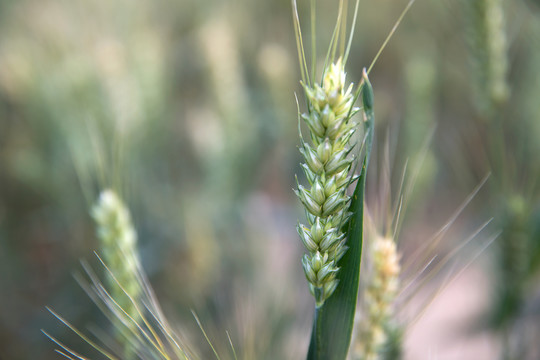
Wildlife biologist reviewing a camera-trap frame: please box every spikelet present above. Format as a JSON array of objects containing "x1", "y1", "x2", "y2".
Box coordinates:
[
  {"x1": 295, "y1": 58, "x2": 359, "y2": 307},
  {"x1": 357, "y1": 234, "x2": 400, "y2": 360},
  {"x1": 91, "y1": 189, "x2": 142, "y2": 358}
]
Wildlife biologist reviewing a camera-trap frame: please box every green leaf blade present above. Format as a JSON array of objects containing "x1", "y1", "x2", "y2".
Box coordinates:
[
  {"x1": 306, "y1": 159, "x2": 366, "y2": 360},
  {"x1": 307, "y1": 74, "x2": 374, "y2": 360}
]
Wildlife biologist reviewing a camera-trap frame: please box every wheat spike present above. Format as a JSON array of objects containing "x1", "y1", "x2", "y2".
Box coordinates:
[{"x1": 296, "y1": 58, "x2": 360, "y2": 307}]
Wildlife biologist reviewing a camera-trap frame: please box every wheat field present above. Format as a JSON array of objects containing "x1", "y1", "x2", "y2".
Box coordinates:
[{"x1": 0, "y1": 0, "x2": 539, "y2": 359}]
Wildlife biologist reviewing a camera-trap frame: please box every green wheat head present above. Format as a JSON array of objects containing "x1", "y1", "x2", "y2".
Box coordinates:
[
  {"x1": 295, "y1": 57, "x2": 360, "y2": 307},
  {"x1": 92, "y1": 189, "x2": 143, "y2": 358}
]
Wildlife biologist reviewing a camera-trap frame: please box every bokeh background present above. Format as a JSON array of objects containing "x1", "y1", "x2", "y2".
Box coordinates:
[{"x1": 1, "y1": 0, "x2": 540, "y2": 359}]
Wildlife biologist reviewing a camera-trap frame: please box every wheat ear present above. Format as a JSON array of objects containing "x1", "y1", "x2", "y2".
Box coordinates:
[
  {"x1": 467, "y1": 0, "x2": 509, "y2": 114},
  {"x1": 91, "y1": 189, "x2": 142, "y2": 358},
  {"x1": 295, "y1": 58, "x2": 359, "y2": 307},
  {"x1": 357, "y1": 234, "x2": 400, "y2": 360}
]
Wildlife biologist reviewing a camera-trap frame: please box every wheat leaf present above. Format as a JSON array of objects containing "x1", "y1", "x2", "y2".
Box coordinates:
[{"x1": 307, "y1": 73, "x2": 374, "y2": 360}]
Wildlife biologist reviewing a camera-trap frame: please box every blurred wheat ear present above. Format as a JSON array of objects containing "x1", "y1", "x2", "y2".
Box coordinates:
[
  {"x1": 92, "y1": 189, "x2": 143, "y2": 359},
  {"x1": 356, "y1": 233, "x2": 400, "y2": 360},
  {"x1": 44, "y1": 189, "x2": 194, "y2": 360},
  {"x1": 466, "y1": 0, "x2": 509, "y2": 116}
]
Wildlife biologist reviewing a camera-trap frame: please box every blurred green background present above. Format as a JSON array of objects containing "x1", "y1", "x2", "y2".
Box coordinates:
[{"x1": 1, "y1": 0, "x2": 539, "y2": 358}]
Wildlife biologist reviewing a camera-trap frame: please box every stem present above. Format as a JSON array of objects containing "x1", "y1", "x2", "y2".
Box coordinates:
[{"x1": 307, "y1": 305, "x2": 324, "y2": 360}]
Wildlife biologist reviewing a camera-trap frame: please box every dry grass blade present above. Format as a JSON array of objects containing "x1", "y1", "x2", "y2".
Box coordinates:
[
  {"x1": 191, "y1": 311, "x2": 221, "y2": 360},
  {"x1": 43, "y1": 308, "x2": 118, "y2": 360}
]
